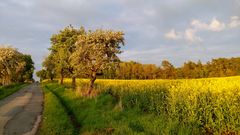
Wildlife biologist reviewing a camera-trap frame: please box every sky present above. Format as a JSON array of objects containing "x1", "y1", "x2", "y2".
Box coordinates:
[{"x1": 0, "y1": 0, "x2": 240, "y2": 79}]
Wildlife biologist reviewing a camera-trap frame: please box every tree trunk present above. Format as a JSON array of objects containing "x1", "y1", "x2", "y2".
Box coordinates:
[
  {"x1": 72, "y1": 76, "x2": 76, "y2": 89},
  {"x1": 60, "y1": 76, "x2": 63, "y2": 84},
  {"x1": 3, "y1": 75, "x2": 11, "y2": 86},
  {"x1": 88, "y1": 73, "x2": 96, "y2": 96},
  {"x1": 59, "y1": 69, "x2": 64, "y2": 85}
]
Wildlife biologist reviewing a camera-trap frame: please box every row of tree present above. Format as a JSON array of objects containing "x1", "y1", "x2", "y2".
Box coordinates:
[
  {"x1": 37, "y1": 25, "x2": 125, "y2": 94},
  {"x1": 37, "y1": 25, "x2": 240, "y2": 93},
  {"x1": 101, "y1": 57, "x2": 240, "y2": 79},
  {"x1": 0, "y1": 47, "x2": 34, "y2": 86},
  {"x1": 38, "y1": 55, "x2": 240, "y2": 81}
]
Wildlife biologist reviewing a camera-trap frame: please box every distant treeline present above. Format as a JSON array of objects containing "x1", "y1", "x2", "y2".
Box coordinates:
[
  {"x1": 101, "y1": 57, "x2": 240, "y2": 79},
  {"x1": 39, "y1": 56, "x2": 240, "y2": 80},
  {"x1": 0, "y1": 47, "x2": 35, "y2": 86}
]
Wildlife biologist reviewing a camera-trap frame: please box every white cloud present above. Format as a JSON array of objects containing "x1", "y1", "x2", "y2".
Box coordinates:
[
  {"x1": 191, "y1": 19, "x2": 209, "y2": 30},
  {"x1": 208, "y1": 18, "x2": 225, "y2": 31},
  {"x1": 184, "y1": 28, "x2": 202, "y2": 42},
  {"x1": 164, "y1": 29, "x2": 181, "y2": 40},
  {"x1": 191, "y1": 18, "x2": 225, "y2": 32},
  {"x1": 165, "y1": 16, "x2": 239, "y2": 43},
  {"x1": 164, "y1": 28, "x2": 201, "y2": 43},
  {"x1": 229, "y1": 16, "x2": 240, "y2": 28}
]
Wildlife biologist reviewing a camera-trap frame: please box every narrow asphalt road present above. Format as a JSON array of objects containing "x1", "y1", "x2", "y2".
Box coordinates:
[{"x1": 0, "y1": 83, "x2": 43, "y2": 135}]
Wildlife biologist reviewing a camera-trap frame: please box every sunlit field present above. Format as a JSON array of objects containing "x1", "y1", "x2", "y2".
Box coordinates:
[{"x1": 41, "y1": 76, "x2": 240, "y2": 134}]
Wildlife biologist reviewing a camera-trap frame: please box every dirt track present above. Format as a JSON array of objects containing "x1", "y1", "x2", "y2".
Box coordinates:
[{"x1": 0, "y1": 84, "x2": 43, "y2": 135}]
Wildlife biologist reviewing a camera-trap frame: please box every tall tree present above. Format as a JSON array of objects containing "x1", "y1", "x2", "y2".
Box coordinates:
[
  {"x1": 19, "y1": 54, "x2": 35, "y2": 82},
  {"x1": 161, "y1": 60, "x2": 176, "y2": 79},
  {"x1": 182, "y1": 61, "x2": 197, "y2": 78},
  {"x1": 70, "y1": 29, "x2": 125, "y2": 94},
  {"x1": 0, "y1": 47, "x2": 25, "y2": 86},
  {"x1": 42, "y1": 55, "x2": 56, "y2": 81},
  {"x1": 49, "y1": 25, "x2": 85, "y2": 87},
  {"x1": 36, "y1": 69, "x2": 48, "y2": 82}
]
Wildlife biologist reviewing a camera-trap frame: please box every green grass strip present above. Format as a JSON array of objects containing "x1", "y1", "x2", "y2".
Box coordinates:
[
  {"x1": 38, "y1": 85, "x2": 76, "y2": 135},
  {"x1": 0, "y1": 83, "x2": 27, "y2": 100}
]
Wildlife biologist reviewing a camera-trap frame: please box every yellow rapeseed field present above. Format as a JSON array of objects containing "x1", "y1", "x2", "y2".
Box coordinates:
[{"x1": 61, "y1": 76, "x2": 240, "y2": 134}]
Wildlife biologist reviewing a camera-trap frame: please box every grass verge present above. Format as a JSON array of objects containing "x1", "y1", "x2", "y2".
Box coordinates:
[
  {"x1": 38, "y1": 84, "x2": 76, "y2": 135},
  {"x1": 0, "y1": 83, "x2": 27, "y2": 100}
]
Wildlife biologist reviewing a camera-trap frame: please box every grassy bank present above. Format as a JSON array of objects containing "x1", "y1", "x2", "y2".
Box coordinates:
[
  {"x1": 42, "y1": 83, "x2": 158, "y2": 135},
  {"x1": 38, "y1": 84, "x2": 76, "y2": 135},
  {"x1": 42, "y1": 76, "x2": 240, "y2": 134},
  {"x1": 0, "y1": 83, "x2": 27, "y2": 100}
]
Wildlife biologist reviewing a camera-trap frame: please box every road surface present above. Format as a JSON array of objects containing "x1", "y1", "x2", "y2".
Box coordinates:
[{"x1": 0, "y1": 84, "x2": 43, "y2": 135}]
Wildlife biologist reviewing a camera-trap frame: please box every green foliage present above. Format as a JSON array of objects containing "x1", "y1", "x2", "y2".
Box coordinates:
[
  {"x1": 0, "y1": 83, "x2": 27, "y2": 100},
  {"x1": 36, "y1": 69, "x2": 48, "y2": 81},
  {"x1": 42, "y1": 55, "x2": 55, "y2": 80},
  {"x1": 47, "y1": 25, "x2": 86, "y2": 84},
  {"x1": 20, "y1": 54, "x2": 35, "y2": 82}
]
